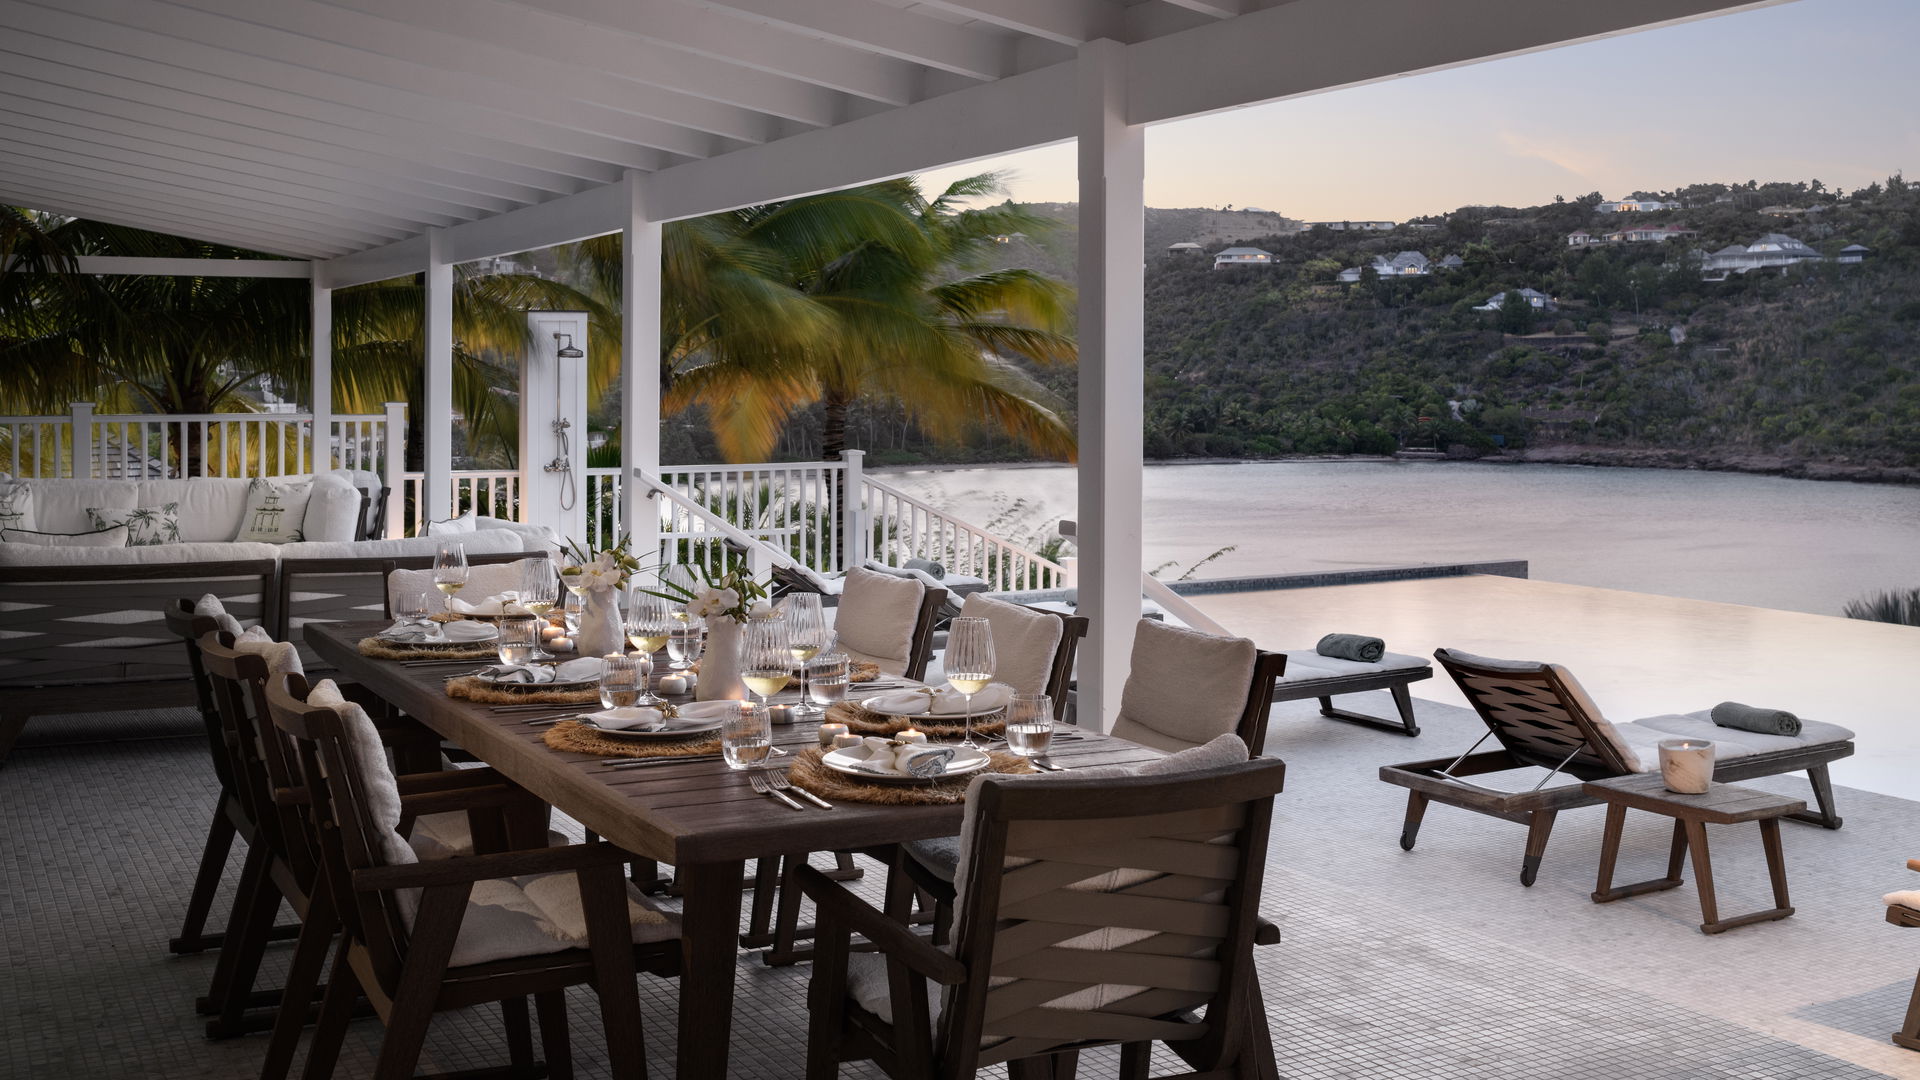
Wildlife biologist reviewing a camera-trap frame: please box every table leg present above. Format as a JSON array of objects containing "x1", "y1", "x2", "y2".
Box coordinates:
[
  {"x1": 678, "y1": 857, "x2": 746, "y2": 1077},
  {"x1": 1760, "y1": 818, "x2": 1792, "y2": 910},
  {"x1": 1683, "y1": 820, "x2": 1719, "y2": 931},
  {"x1": 1591, "y1": 804, "x2": 1627, "y2": 902},
  {"x1": 1665, "y1": 819, "x2": 1689, "y2": 883}
]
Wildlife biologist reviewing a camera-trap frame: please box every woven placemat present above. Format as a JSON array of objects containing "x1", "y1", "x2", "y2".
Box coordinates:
[
  {"x1": 541, "y1": 720, "x2": 721, "y2": 759},
  {"x1": 788, "y1": 747, "x2": 1034, "y2": 805},
  {"x1": 445, "y1": 675, "x2": 600, "y2": 706},
  {"x1": 824, "y1": 700, "x2": 1006, "y2": 739},
  {"x1": 357, "y1": 637, "x2": 498, "y2": 661}
]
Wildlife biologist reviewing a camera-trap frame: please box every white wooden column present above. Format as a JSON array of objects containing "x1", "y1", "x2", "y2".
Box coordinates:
[
  {"x1": 621, "y1": 171, "x2": 664, "y2": 560},
  {"x1": 309, "y1": 270, "x2": 332, "y2": 474},
  {"x1": 1073, "y1": 39, "x2": 1146, "y2": 733},
  {"x1": 423, "y1": 227, "x2": 455, "y2": 522}
]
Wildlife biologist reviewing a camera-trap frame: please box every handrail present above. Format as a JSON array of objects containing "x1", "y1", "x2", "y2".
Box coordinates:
[
  {"x1": 632, "y1": 468, "x2": 801, "y2": 576},
  {"x1": 1139, "y1": 573, "x2": 1232, "y2": 636},
  {"x1": 861, "y1": 473, "x2": 1068, "y2": 590}
]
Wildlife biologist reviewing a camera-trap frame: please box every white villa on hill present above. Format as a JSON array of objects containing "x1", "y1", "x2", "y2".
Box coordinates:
[
  {"x1": 1309, "y1": 220, "x2": 1396, "y2": 231},
  {"x1": 1699, "y1": 233, "x2": 1830, "y2": 279},
  {"x1": 1213, "y1": 246, "x2": 1276, "y2": 269},
  {"x1": 1336, "y1": 251, "x2": 1431, "y2": 282},
  {"x1": 1167, "y1": 241, "x2": 1204, "y2": 255},
  {"x1": 1597, "y1": 197, "x2": 1676, "y2": 212},
  {"x1": 1474, "y1": 288, "x2": 1555, "y2": 312}
]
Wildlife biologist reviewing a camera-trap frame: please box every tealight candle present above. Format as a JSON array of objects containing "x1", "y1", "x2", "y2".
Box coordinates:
[
  {"x1": 895, "y1": 728, "x2": 927, "y2": 745},
  {"x1": 817, "y1": 722, "x2": 849, "y2": 747},
  {"x1": 767, "y1": 704, "x2": 796, "y2": 726},
  {"x1": 540, "y1": 624, "x2": 564, "y2": 642},
  {"x1": 551, "y1": 636, "x2": 574, "y2": 653},
  {"x1": 657, "y1": 674, "x2": 689, "y2": 695},
  {"x1": 833, "y1": 733, "x2": 864, "y2": 750}
]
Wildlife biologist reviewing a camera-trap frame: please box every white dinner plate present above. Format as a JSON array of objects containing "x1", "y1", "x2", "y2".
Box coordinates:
[{"x1": 821, "y1": 744, "x2": 992, "y2": 785}]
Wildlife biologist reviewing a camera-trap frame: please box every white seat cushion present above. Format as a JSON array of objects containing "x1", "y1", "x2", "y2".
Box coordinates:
[
  {"x1": 443, "y1": 874, "x2": 677, "y2": 969},
  {"x1": 1276, "y1": 649, "x2": 1428, "y2": 683},
  {"x1": 1620, "y1": 710, "x2": 1855, "y2": 773}
]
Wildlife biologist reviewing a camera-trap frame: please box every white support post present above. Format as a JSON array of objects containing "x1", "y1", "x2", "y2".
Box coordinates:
[
  {"x1": 382, "y1": 401, "x2": 407, "y2": 539},
  {"x1": 1073, "y1": 39, "x2": 1147, "y2": 734},
  {"x1": 840, "y1": 448, "x2": 867, "y2": 571},
  {"x1": 423, "y1": 228, "x2": 454, "y2": 523},
  {"x1": 310, "y1": 273, "x2": 333, "y2": 474},
  {"x1": 620, "y1": 172, "x2": 663, "y2": 558},
  {"x1": 522, "y1": 311, "x2": 590, "y2": 544},
  {"x1": 68, "y1": 401, "x2": 94, "y2": 479}
]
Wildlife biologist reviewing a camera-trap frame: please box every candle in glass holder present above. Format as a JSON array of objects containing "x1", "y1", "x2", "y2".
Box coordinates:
[
  {"x1": 1658, "y1": 738, "x2": 1715, "y2": 794},
  {"x1": 832, "y1": 732, "x2": 863, "y2": 750},
  {"x1": 895, "y1": 728, "x2": 927, "y2": 745},
  {"x1": 818, "y1": 722, "x2": 849, "y2": 747}
]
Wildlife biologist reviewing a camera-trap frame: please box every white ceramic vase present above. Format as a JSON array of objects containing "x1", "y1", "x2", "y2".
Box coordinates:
[
  {"x1": 576, "y1": 587, "x2": 624, "y2": 659},
  {"x1": 696, "y1": 616, "x2": 748, "y2": 701}
]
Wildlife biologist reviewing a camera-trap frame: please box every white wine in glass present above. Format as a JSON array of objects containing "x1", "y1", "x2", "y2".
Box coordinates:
[
  {"x1": 743, "y1": 672, "x2": 792, "y2": 698},
  {"x1": 432, "y1": 541, "x2": 468, "y2": 603},
  {"x1": 628, "y1": 632, "x2": 670, "y2": 654},
  {"x1": 943, "y1": 617, "x2": 997, "y2": 749},
  {"x1": 781, "y1": 593, "x2": 831, "y2": 715},
  {"x1": 742, "y1": 614, "x2": 792, "y2": 709}
]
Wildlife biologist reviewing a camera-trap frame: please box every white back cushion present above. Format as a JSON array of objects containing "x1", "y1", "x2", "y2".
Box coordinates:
[
  {"x1": 958, "y1": 592, "x2": 1064, "y2": 697},
  {"x1": 139, "y1": 478, "x2": 254, "y2": 542},
  {"x1": 1111, "y1": 621, "x2": 1258, "y2": 753},
  {"x1": 832, "y1": 567, "x2": 925, "y2": 667},
  {"x1": 29, "y1": 480, "x2": 139, "y2": 533},
  {"x1": 389, "y1": 557, "x2": 541, "y2": 615}
]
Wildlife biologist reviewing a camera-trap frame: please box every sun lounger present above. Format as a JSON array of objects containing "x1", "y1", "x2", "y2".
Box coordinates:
[
  {"x1": 1272, "y1": 648, "x2": 1432, "y2": 736},
  {"x1": 1381, "y1": 648, "x2": 1853, "y2": 886}
]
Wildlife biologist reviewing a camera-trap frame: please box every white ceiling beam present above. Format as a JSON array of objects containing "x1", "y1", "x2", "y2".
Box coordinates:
[
  {"x1": 0, "y1": 193, "x2": 326, "y2": 258},
  {"x1": 0, "y1": 122, "x2": 462, "y2": 233},
  {"x1": 0, "y1": 102, "x2": 508, "y2": 221},
  {"x1": 0, "y1": 175, "x2": 353, "y2": 256},
  {"x1": 0, "y1": 71, "x2": 551, "y2": 208},
  {"x1": 0, "y1": 4, "x2": 694, "y2": 169},
  {"x1": 502, "y1": 0, "x2": 922, "y2": 105},
  {"x1": 911, "y1": 0, "x2": 1121, "y2": 45},
  {"x1": 1, "y1": 255, "x2": 312, "y2": 278},
  {"x1": 282, "y1": 0, "x2": 828, "y2": 133},
  {"x1": 1128, "y1": 0, "x2": 1790, "y2": 125},
  {"x1": 688, "y1": 0, "x2": 1014, "y2": 79},
  {"x1": 319, "y1": 234, "x2": 430, "y2": 289},
  {"x1": 435, "y1": 182, "x2": 630, "y2": 266}
]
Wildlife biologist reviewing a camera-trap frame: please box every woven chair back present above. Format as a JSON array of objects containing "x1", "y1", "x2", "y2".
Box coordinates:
[{"x1": 1434, "y1": 649, "x2": 1633, "y2": 777}]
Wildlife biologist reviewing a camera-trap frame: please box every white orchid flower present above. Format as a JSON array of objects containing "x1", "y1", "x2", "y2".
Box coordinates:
[{"x1": 715, "y1": 587, "x2": 741, "y2": 612}]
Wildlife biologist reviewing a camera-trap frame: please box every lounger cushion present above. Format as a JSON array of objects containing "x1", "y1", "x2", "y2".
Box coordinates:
[
  {"x1": 1621, "y1": 710, "x2": 1855, "y2": 772},
  {"x1": 1111, "y1": 620, "x2": 1257, "y2": 752},
  {"x1": 1277, "y1": 649, "x2": 1428, "y2": 683},
  {"x1": 832, "y1": 567, "x2": 924, "y2": 673}
]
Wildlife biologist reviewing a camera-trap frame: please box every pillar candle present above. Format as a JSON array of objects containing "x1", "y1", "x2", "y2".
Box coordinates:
[{"x1": 818, "y1": 723, "x2": 849, "y2": 747}]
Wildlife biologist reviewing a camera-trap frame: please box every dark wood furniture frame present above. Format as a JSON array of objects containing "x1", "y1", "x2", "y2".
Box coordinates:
[
  {"x1": 1890, "y1": 859, "x2": 1920, "y2": 1053},
  {"x1": 1382, "y1": 648, "x2": 1852, "y2": 886},
  {"x1": 799, "y1": 758, "x2": 1287, "y2": 1080},
  {"x1": 263, "y1": 670, "x2": 679, "y2": 1080},
  {"x1": 1584, "y1": 774, "x2": 1804, "y2": 934},
  {"x1": 1267, "y1": 653, "x2": 1433, "y2": 737},
  {"x1": 303, "y1": 620, "x2": 1172, "y2": 1078}
]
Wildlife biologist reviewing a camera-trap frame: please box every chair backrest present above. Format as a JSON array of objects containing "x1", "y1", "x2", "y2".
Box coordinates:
[
  {"x1": 835, "y1": 566, "x2": 945, "y2": 679},
  {"x1": 198, "y1": 630, "x2": 322, "y2": 889},
  {"x1": 956, "y1": 593, "x2": 1086, "y2": 722},
  {"x1": 380, "y1": 550, "x2": 548, "y2": 618},
  {"x1": 1111, "y1": 620, "x2": 1285, "y2": 752},
  {"x1": 163, "y1": 599, "x2": 225, "y2": 746},
  {"x1": 1433, "y1": 648, "x2": 1638, "y2": 776},
  {"x1": 905, "y1": 586, "x2": 946, "y2": 681},
  {"x1": 942, "y1": 758, "x2": 1287, "y2": 1073}
]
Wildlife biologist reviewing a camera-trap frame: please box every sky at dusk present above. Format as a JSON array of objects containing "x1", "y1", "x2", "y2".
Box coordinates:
[{"x1": 919, "y1": 0, "x2": 1917, "y2": 222}]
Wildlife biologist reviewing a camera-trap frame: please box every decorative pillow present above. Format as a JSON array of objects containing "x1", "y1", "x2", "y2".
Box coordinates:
[
  {"x1": 0, "y1": 481, "x2": 33, "y2": 533},
  {"x1": 87, "y1": 503, "x2": 182, "y2": 546},
  {"x1": 1, "y1": 525, "x2": 129, "y2": 548},
  {"x1": 233, "y1": 478, "x2": 313, "y2": 543},
  {"x1": 426, "y1": 510, "x2": 478, "y2": 536}
]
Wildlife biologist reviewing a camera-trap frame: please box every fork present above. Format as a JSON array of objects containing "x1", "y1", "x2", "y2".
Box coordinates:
[
  {"x1": 763, "y1": 768, "x2": 831, "y2": 809},
  {"x1": 749, "y1": 769, "x2": 805, "y2": 810}
]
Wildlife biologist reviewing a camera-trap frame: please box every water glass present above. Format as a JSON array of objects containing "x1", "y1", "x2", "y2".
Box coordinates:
[
  {"x1": 393, "y1": 584, "x2": 431, "y2": 630},
  {"x1": 496, "y1": 615, "x2": 539, "y2": 667},
  {"x1": 598, "y1": 653, "x2": 644, "y2": 710},
  {"x1": 1003, "y1": 693, "x2": 1054, "y2": 758},
  {"x1": 807, "y1": 652, "x2": 849, "y2": 707},
  {"x1": 722, "y1": 701, "x2": 773, "y2": 769},
  {"x1": 667, "y1": 618, "x2": 705, "y2": 670}
]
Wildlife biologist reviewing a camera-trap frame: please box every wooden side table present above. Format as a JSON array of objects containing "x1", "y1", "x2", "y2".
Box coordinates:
[{"x1": 1582, "y1": 774, "x2": 1806, "y2": 935}]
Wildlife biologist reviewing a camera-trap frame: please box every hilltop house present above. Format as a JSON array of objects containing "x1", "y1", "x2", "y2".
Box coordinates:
[
  {"x1": 1336, "y1": 251, "x2": 1431, "y2": 282},
  {"x1": 1597, "y1": 197, "x2": 1674, "y2": 212},
  {"x1": 1310, "y1": 220, "x2": 1395, "y2": 231},
  {"x1": 1567, "y1": 230, "x2": 1597, "y2": 246},
  {"x1": 1437, "y1": 254, "x2": 1464, "y2": 271},
  {"x1": 1167, "y1": 241, "x2": 1204, "y2": 255},
  {"x1": 1474, "y1": 288, "x2": 1555, "y2": 312},
  {"x1": 1699, "y1": 233, "x2": 1829, "y2": 279},
  {"x1": 1612, "y1": 224, "x2": 1696, "y2": 243},
  {"x1": 1838, "y1": 244, "x2": 1872, "y2": 263},
  {"x1": 1213, "y1": 245, "x2": 1275, "y2": 269}
]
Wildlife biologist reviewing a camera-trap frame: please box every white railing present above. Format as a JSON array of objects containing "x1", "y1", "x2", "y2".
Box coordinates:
[
  {"x1": 400, "y1": 470, "x2": 521, "y2": 538},
  {"x1": 649, "y1": 455, "x2": 862, "y2": 572},
  {"x1": 585, "y1": 466, "x2": 622, "y2": 551},
  {"x1": 861, "y1": 474, "x2": 1069, "y2": 592},
  {"x1": 0, "y1": 401, "x2": 402, "y2": 482},
  {"x1": 632, "y1": 468, "x2": 801, "y2": 581}
]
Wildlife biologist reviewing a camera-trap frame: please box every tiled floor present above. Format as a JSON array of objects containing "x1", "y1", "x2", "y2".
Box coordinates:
[{"x1": 4, "y1": 696, "x2": 1916, "y2": 1079}]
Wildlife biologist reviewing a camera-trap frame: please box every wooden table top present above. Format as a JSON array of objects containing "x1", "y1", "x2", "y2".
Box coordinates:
[
  {"x1": 306, "y1": 622, "x2": 1164, "y2": 865},
  {"x1": 1582, "y1": 773, "x2": 1808, "y2": 824}
]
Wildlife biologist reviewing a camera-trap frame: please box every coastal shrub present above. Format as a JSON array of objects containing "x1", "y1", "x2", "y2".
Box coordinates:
[{"x1": 1842, "y1": 587, "x2": 1920, "y2": 626}]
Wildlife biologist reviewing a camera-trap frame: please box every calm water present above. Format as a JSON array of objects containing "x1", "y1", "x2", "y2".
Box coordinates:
[{"x1": 879, "y1": 461, "x2": 1920, "y2": 616}]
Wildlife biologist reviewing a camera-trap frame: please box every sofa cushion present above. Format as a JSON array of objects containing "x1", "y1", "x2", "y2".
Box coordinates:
[
  {"x1": 87, "y1": 503, "x2": 182, "y2": 546},
  {"x1": 0, "y1": 538, "x2": 281, "y2": 567},
  {"x1": 0, "y1": 480, "x2": 34, "y2": 532},
  {"x1": 234, "y1": 477, "x2": 314, "y2": 543},
  {"x1": 137, "y1": 478, "x2": 254, "y2": 542},
  {"x1": 301, "y1": 474, "x2": 364, "y2": 543},
  {"x1": 427, "y1": 510, "x2": 478, "y2": 535},
  {"x1": 280, "y1": 528, "x2": 529, "y2": 562},
  {"x1": 29, "y1": 480, "x2": 139, "y2": 533},
  {"x1": 2, "y1": 525, "x2": 129, "y2": 548}
]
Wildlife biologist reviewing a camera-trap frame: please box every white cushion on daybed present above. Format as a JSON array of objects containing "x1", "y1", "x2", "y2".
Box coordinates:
[
  {"x1": 1618, "y1": 710, "x2": 1856, "y2": 773},
  {"x1": 0, "y1": 539, "x2": 283, "y2": 567},
  {"x1": 1277, "y1": 649, "x2": 1429, "y2": 683},
  {"x1": 280, "y1": 528, "x2": 530, "y2": 562},
  {"x1": 6, "y1": 474, "x2": 363, "y2": 544}
]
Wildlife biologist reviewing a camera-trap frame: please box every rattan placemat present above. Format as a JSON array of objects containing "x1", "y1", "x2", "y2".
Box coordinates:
[
  {"x1": 445, "y1": 675, "x2": 601, "y2": 706},
  {"x1": 541, "y1": 720, "x2": 722, "y2": 758},
  {"x1": 357, "y1": 637, "x2": 498, "y2": 661},
  {"x1": 787, "y1": 747, "x2": 1033, "y2": 805},
  {"x1": 824, "y1": 700, "x2": 1006, "y2": 739}
]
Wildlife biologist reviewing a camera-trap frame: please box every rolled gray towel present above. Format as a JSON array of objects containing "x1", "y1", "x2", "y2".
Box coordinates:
[
  {"x1": 904, "y1": 557, "x2": 946, "y2": 579},
  {"x1": 1710, "y1": 701, "x2": 1801, "y2": 737},
  {"x1": 1317, "y1": 633, "x2": 1386, "y2": 663}
]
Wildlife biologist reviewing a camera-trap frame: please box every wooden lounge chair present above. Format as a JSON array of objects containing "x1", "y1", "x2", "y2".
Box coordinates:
[
  {"x1": 1382, "y1": 648, "x2": 1855, "y2": 886},
  {"x1": 798, "y1": 755, "x2": 1287, "y2": 1080},
  {"x1": 1888, "y1": 859, "x2": 1920, "y2": 1052},
  {"x1": 1268, "y1": 647, "x2": 1433, "y2": 736}
]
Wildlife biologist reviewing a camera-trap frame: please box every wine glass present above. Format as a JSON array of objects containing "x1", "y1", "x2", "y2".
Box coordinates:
[
  {"x1": 943, "y1": 616, "x2": 997, "y2": 749},
  {"x1": 781, "y1": 593, "x2": 833, "y2": 716},
  {"x1": 624, "y1": 590, "x2": 673, "y2": 706},
  {"x1": 520, "y1": 559, "x2": 560, "y2": 659},
  {"x1": 741, "y1": 613, "x2": 792, "y2": 710},
  {"x1": 666, "y1": 614, "x2": 704, "y2": 672},
  {"x1": 661, "y1": 565, "x2": 698, "y2": 621},
  {"x1": 432, "y1": 541, "x2": 468, "y2": 607}
]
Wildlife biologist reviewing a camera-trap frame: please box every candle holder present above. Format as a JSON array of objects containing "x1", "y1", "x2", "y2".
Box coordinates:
[
  {"x1": 818, "y1": 722, "x2": 849, "y2": 747},
  {"x1": 1658, "y1": 738, "x2": 1715, "y2": 794}
]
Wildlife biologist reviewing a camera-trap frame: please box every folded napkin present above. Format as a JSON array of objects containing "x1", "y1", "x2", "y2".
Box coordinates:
[
  {"x1": 847, "y1": 736, "x2": 957, "y2": 778},
  {"x1": 867, "y1": 683, "x2": 1014, "y2": 716},
  {"x1": 1316, "y1": 633, "x2": 1385, "y2": 663},
  {"x1": 582, "y1": 706, "x2": 729, "y2": 733},
  {"x1": 1710, "y1": 701, "x2": 1802, "y2": 737},
  {"x1": 674, "y1": 700, "x2": 748, "y2": 720},
  {"x1": 383, "y1": 620, "x2": 498, "y2": 643},
  {"x1": 1886, "y1": 890, "x2": 1920, "y2": 911},
  {"x1": 447, "y1": 593, "x2": 514, "y2": 617},
  {"x1": 480, "y1": 657, "x2": 604, "y2": 684}
]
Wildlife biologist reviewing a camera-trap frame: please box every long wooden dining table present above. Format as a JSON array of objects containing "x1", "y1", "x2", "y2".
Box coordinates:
[{"x1": 307, "y1": 621, "x2": 1164, "y2": 1076}]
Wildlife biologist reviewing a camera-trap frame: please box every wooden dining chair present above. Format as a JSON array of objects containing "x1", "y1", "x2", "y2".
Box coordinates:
[
  {"x1": 378, "y1": 550, "x2": 549, "y2": 619},
  {"x1": 263, "y1": 671, "x2": 681, "y2": 1080},
  {"x1": 799, "y1": 755, "x2": 1287, "y2": 1080}
]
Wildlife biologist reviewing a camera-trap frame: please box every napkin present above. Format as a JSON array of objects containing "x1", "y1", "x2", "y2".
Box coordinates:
[
  {"x1": 582, "y1": 706, "x2": 726, "y2": 733},
  {"x1": 383, "y1": 620, "x2": 497, "y2": 643},
  {"x1": 447, "y1": 593, "x2": 514, "y2": 617},
  {"x1": 847, "y1": 736, "x2": 957, "y2": 778},
  {"x1": 480, "y1": 657, "x2": 604, "y2": 684},
  {"x1": 868, "y1": 683, "x2": 1013, "y2": 716},
  {"x1": 674, "y1": 700, "x2": 749, "y2": 720}
]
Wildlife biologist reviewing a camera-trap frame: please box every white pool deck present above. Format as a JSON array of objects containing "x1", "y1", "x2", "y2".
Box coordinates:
[{"x1": 1190, "y1": 574, "x2": 1920, "y2": 802}]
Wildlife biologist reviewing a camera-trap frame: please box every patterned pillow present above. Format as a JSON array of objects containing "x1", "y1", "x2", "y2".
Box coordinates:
[
  {"x1": 233, "y1": 478, "x2": 312, "y2": 543},
  {"x1": 87, "y1": 503, "x2": 182, "y2": 546},
  {"x1": 0, "y1": 481, "x2": 32, "y2": 532}
]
